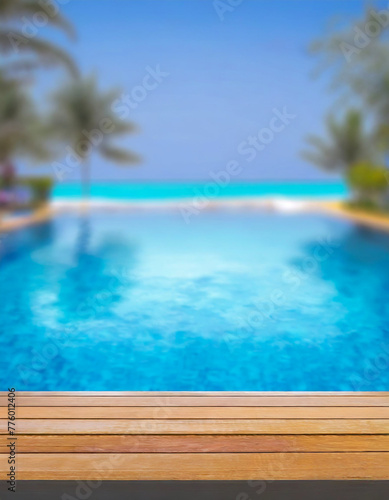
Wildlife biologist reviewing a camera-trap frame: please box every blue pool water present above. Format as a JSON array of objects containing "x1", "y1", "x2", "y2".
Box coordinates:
[
  {"x1": 53, "y1": 182, "x2": 348, "y2": 201},
  {"x1": 1, "y1": 210, "x2": 389, "y2": 391}
]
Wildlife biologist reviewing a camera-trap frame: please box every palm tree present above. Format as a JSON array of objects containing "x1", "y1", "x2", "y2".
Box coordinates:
[
  {"x1": 0, "y1": 71, "x2": 49, "y2": 180},
  {"x1": 301, "y1": 110, "x2": 379, "y2": 172},
  {"x1": 0, "y1": 0, "x2": 77, "y2": 76},
  {"x1": 50, "y1": 75, "x2": 139, "y2": 199},
  {"x1": 309, "y1": 7, "x2": 389, "y2": 94}
]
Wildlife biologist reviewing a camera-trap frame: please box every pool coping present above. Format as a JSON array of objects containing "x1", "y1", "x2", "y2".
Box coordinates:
[
  {"x1": 1, "y1": 198, "x2": 389, "y2": 235},
  {"x1": 0, "y1": 205, "x2": 56, "y2": 234},
  {"x1": 316, "y1": 201, "x2": 389, "y2": 234}
]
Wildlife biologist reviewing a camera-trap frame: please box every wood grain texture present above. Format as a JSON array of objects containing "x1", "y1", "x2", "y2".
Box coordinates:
[
  {"x1": 2, "y1": 395, "x2": 389, "y2": 406},
  {"x1": 1, "y1": 453, "x2": 388, "y2": 480},
  {"x1": 2, "y1": 418, "x2": 388, "y2": 434},
  {"x1": 4, "y1": 406, "x2": 389, "y2": 419},
  {"x1": 2, "y1": 434, "x2": 388, "y2": 453},
  {"x1": 0, "y1": 392, "x2": 388, "y2": 480}
]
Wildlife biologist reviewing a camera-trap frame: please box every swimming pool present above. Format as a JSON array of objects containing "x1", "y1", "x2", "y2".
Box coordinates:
[{"x1": 1, "y1": 210, "x2": 389, "y2": 391}]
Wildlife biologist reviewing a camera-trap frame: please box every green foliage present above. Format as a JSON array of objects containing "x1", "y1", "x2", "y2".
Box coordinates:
[
  {"x1": 306, "y1": 3, "x2": 389, "y2": 213},
  {"x1": 309, "y1": 5, "x2": 389, "y2": 104},
  {"x1": 347, "y1": 162, "x2": 388, "y2": 192},
  {"x1": 0, "y1": 5, "x2": 140, "y2": 206},
  {"x1": 0, "y1": 0, "x2": 77, "y2": 77},
  {"x1": 49, "y1": 75, "x2": 139, "y2": 197},
  {"x1": 19, "y1": 176, "x2": 54, "y2": 206},
  {"x1": 0, "y1": 3, "x2": 139, "y2": 207},
  {"x1": 0, "y1": 72, "x2": 50, "y2": 163},
  {"x1": 344, "y1": 198, "x2": 383, "y2": 213},
  {"x1": 0, "y1": 176, "x2": 53, "y2": 207},
  {"x1": 308, "y1": 4, "x2": 389, "y2": 153},
  {"x1": 346, "y1": 162, "x2": 389, "y2": 206},
  {"x1": 301, "y1": 110, "x2": 378, "y2": 172},
  {"x1": 50, "y1": 76, "x2": 139, "y2": 161}
]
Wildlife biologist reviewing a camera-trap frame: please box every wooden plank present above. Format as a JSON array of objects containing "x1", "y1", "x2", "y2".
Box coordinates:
[
  {"x1": 3, "y1": 418, "x2": 389, "y2": 434},
  {"x1": 3, "y1": 434, "x2": 389, "y2": 453},
  {"x1": 1, "y1": 452, "x2": 388, "y2": 480},
  {"x1": 2, "y1": 396, "x2": 389, "y2": 407},
  {"x1": 6, "y1": 406, "x2": 389, "y2": 419},
  {"x1": 0, "y1": 392, "x2": 387, "y2": 480}
]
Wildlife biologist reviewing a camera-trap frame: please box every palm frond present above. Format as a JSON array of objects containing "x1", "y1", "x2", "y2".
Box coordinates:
[
  {"x1": 301, "y1": 110, "x2": 380, "y2": 172},
  {"x1": 0, "y1": 0, "x2": 75, "y2": 37},
  {"x1": 0, "y1": 71, "x2": 50, "y2": 162},
  {"x1": 0, "y1": 0, "x2": 76, "y2": 75},
  {"x1": 100, "y1": 145, "x2": 140, "y2": 165},
  {"x1": 49, "y1": 75, "x2": 139, "y2": 166},
  {"x1": 0, "y1": 30, "x2": 78, "y2": 76}
]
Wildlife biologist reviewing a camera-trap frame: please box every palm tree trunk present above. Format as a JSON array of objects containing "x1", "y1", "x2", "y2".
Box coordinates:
[{"x1": 82, "y1": 158, "x2": 90, "y2": 202}]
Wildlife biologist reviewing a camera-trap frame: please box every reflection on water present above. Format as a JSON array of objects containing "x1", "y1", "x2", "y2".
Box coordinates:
[
  {"x1": 287, "y1": 225, "x2": 389, "y2": 390},
  {"x1": 0, "y1": 221, "x2": 56, "y2": 341},
  {"x1": 0, "y1": 220, "x2": 55, "y2": 265},
  {"x1": 56, "y1": 215, "x2": 137, "y2": 326}
]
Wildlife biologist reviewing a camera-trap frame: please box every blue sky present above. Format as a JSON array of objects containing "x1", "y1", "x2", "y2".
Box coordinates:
[{"x1": 28, "y1": 0, "x2": 376, "y2": 181}]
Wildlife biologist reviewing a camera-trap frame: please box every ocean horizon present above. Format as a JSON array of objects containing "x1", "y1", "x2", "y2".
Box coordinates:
[{"x1": 52, "y1": 181, "x2": 348, "y2": 201}]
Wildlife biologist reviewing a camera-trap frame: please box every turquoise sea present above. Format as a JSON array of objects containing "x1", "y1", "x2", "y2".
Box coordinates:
[{"x1": 53, "y1": 182, "x2": 348, "y2": 201}]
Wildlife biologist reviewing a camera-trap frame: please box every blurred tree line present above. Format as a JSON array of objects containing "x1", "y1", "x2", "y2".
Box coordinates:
[
  {"x1": 0, "y1": 0, "x2": 138, "y2": 206},
  {"x1": 302, "y1": 3, "x2": 389, "y2": 210}
]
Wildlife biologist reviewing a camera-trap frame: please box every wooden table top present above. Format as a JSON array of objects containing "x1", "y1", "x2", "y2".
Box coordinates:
[{"x1": 1, "y1": 392, "x2": 389, "y2": 480}]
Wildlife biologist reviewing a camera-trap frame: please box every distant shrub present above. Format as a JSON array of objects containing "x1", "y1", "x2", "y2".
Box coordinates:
[
  {"x1": 346, "y1": 162, "x2": 389, "y2": 208},
  {"x1": 18, "y1": 177, "x2": 54, "y2": 206}
]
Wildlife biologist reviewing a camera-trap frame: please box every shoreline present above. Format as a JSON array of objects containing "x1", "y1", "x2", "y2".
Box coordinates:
[{"x1": 1, "y1": 197, "x2": 389, "y2": 234}]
